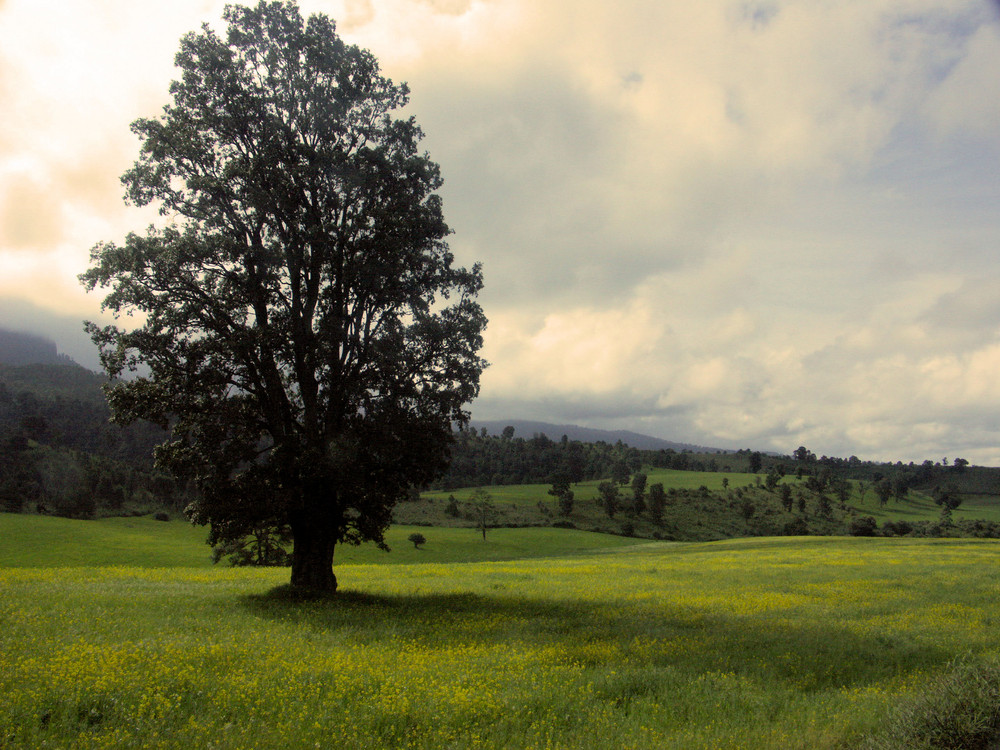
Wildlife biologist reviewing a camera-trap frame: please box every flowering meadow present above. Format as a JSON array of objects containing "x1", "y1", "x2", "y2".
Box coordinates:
[{"x1": 3, "y1": 535, "x2": 1000, "y2": 748}]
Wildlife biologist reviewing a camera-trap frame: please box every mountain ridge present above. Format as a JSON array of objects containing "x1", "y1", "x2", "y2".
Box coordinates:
[
  {"x1": 0, "y1": 328, "x2": 80, "y2": 368},
  {"x1": 467, "y1": 419, "x2": 733, "y2": 453}
]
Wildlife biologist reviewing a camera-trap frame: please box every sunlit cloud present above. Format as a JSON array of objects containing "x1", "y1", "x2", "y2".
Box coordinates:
[{"x1": 1, "y1": 0, "x2": 999, "y2": 463}]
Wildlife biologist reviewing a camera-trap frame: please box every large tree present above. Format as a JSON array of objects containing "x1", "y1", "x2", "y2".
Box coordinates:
[{"x1": 80, "y1": 1, "x2": 486, "y2": 592}]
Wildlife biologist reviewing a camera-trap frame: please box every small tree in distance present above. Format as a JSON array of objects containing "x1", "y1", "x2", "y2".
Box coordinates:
[
  {"x1": 558, "y1": 490, "x2": 575, "y2": 517},
  {"x1": 470, "y1": 488, "x2": 495, "y2": 541},
  {"x1": 597, "y1": 481, "x2": 620, "y2": 519},
  {"x1": 631, "y1": 472, "x2": 647, "y2": 514},
  {"x1": 779, "y1": 483, "x2": 793, "y2": 512},
  {"x1": 407, "y1": 533, "x2": 426, "y2": 549},
  {"x1": 647, "y1": 483, "x2": 666, "y2": 524},
  {"x1": 548, "y1": 472, "x2": 572, "y2": 516}
]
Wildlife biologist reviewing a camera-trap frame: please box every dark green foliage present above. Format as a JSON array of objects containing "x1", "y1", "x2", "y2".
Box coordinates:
[
  {"x1": 805, "y1": 468, "x2": 831, "y2": 493},
  {"x1": 849, "y1": 516, "x2": 878, "y2": 537},
  {"x1": 557, "y1": 490, "x2": 574, "y2": 517},
  {"x1": 779, "y1": 484, "x2": 793, "y2": 512},
  {"x1": 547, "y1": 473, "x2": 574, "y2": 516},
  {"x1": 861, "y1": 658, "x2": 1000, "y2": 750},
  {"x1": 881, "y1": 520, "x2": 913, "y2": 537},
  {"x1": 445, "y1": 495, "x2": 460, "y2": 517},
  {"x1": 436, "y1": 432, "x2": 657, "y2": 490},
  {"x1": 831, "y1": 477, "x2": 851, "y2": 507},
  {"x1": 611, "y1": 460, "x2": 631, "y2": 486},
  {"x1": 548, "y1": 474, "x2": 571, "y2": 500},
  {"x1": 816, "y1": 494, "x2": 833, "y2": 518},
  {"x1": 748, "y1": 451, "x2": 762, "y2": 473},
  {"x1": 0, "y1": 361, "x2": 210, "y2": 520},
  {"x1": 630, "y1": 472, "x2": 647, "y2": 513},
  {"x1": 793, "y1": 446, "x2": 816, "y2": 462},
  {"x1": 153, "y1": 512, "x2": 169, "y2": 522},
  {"x1": 80, "y1": 2, "x2": 486, "y2": 591},
  {"x1": 212, "y1": 524, "x2": 292, "y2": 566},
  {"x1": 0, "y1": 364, "x2": 166, "y2": 463},
  {"x1": 933, "y1": 485, "x2": 963, "y2": 512},
  {"x1": 597, "y1": 481, "x2": 620, "y2": 518},
  {"x1": 783, "y1": 517, "x2": 810, "y2": 535},
  {"x1": 764, "y1": 468, "x2": 780, "y2": 490},
  {"x1": 647, "y1": 483, "x2": 666, "y2": 524},
  {"x1": 875, "y1": 479, "x2": 893, "y2": 507},
  {"x1": 407, "y1": 532, "x2": 426, "y2": 549},
  {"x1": 892, "y1": 475, "x2": 911, "y2": 501}
]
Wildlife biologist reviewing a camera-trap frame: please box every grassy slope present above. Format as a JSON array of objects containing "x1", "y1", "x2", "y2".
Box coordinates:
[
  {"x1": 415, "y1": 467, "x2": 1000, "y2": 534},
  {"x1": 0, "y1": 514, "x2": 214, "y2": 568},
  {"x1": 0, "y1": 513, "x2": 638, "y2": 568},
  {"x1": 423, "y1": 468, "x2": 755, "y2": 505},
  {"x1": 3, "y1": 537, "x2": 1000, "y2": 748}
]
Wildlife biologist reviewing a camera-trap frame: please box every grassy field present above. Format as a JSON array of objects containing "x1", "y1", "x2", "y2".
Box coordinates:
[
  {"x1": 0, "y1": 514, "x2": 213, "y2": 568},
  {"x1": 0, "y1": 513, "x2": 637, "y2": 568},
  {"x1": 3, "y1": 525, "x2": 1000, "y2": 748}
]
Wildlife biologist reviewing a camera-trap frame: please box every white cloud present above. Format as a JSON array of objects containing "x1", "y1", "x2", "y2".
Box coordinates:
[{"x1": 1, "y1": 0, "x2": 999, "y2": 463}]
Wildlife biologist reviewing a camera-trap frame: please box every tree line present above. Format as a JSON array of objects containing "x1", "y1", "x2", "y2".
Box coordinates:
[{"x1": 433, "y1": 426, "x2": 749, "y2": 490}]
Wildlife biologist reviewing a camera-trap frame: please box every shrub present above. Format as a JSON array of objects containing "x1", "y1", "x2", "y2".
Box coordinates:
[
  {"x1": 153, "y1": 511, "x2": 170, "y2": 522},
  {"x1": 620, "y1": 521, "x2": 635, "y2": 537},
  {"x1": 550, "y1": 520, "x2": 576, "y2": 529},
  {"x1": 783, "y1": 517, "x2": 809, "y2": 536},
  {"x1": 407, "y1": 532, "x2": 426, "y2": 549},
  {"x1": 881, "y1": 520, "x2": 913, "y2": 537},
  {"x1": 849, "y1": 516, "x2": 877, "y2": 537},
  {"x1": 212, "y1": 525, "x2": 291, "y2": 566},
  {"x1": 958, "y1": 520, "x2": 1000, "y2": 539},
  {"x1": 558, "y1": 491, "x2": 574, "y2": 517},
  {"x1": 861, "y1": 657, "x2": 1000, "y2": 750}
]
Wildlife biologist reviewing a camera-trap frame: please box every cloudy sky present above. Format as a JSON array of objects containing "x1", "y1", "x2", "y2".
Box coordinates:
[{"x1": 1, "y1": 0, "x2": 999, "y2": 463}]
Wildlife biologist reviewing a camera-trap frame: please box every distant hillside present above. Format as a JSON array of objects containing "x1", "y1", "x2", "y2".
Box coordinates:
[
  {"x1": 468, "y1": 419, "x2": 730, "y2": 453},
  {"x1": 0, "y1": 329, "x2": 78, "y2": 367},
  {"x1": 0, "y1": 361, "x2": 184, "y2": 518},
  {"x1": 0, "y1": 361, "x2": 106, "y2": 405}
]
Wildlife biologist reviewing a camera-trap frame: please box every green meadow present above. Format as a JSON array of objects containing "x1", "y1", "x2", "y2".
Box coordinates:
[
  {"x1": 422, "y1": 469, "x2": 760, "y2": 506},
  {"x1": 4, "y1": 515, "x2": 1000, "y2": 748},
  {"x1": 417, "y1": 468, "x2": 1000, "y2": 531},
  {"x1": 0, "y1": 514, "x2": 636, "y2": 569}
]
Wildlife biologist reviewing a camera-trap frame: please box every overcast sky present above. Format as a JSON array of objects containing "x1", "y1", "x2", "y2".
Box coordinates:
[{"x1": 1, "y1": 0, "x2": 999, "y2": 463}]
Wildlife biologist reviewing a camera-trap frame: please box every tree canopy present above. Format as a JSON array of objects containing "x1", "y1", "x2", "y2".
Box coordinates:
[{"x1": 80, "y1": 0, "x2": 486, "y2": 591}]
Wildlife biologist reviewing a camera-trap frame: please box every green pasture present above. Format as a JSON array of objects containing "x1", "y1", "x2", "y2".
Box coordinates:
[
  {"x1": 0, "y1": 514, "x2": 213, "y2": 568},
  {"x1": 0, "y1": 513, "x2": 636, "y2": 569},
  {"x1": 423, "y1": 469, "x2": 764, "y2": 506},
  {"x1": 422, "y1": 467, "x2": 1000, "y2": 531},
  {"x1": 850, "y1": 491, "x2": 1000, "y2": 524},
  {"x1": 3, "y1": 533, "x2": 1000, "y2": 748}
]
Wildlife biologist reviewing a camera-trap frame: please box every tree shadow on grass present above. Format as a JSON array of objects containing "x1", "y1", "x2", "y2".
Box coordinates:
[{"x1": 239, "y1": 584, "x2": 960, "y2": 695}]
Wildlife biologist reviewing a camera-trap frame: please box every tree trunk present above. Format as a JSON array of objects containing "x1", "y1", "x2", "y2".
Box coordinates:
[{"x1": 289, "y1": 515, "x2": 338, "y2": 592}]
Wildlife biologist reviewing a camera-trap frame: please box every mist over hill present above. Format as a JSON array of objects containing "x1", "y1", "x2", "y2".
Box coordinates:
[
  {"x1": 0, "y1": 329, "x2": 78, "y2": 367},
  {"x1": 467, "y1": 419, "x2": 732, "y2": 453}
]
